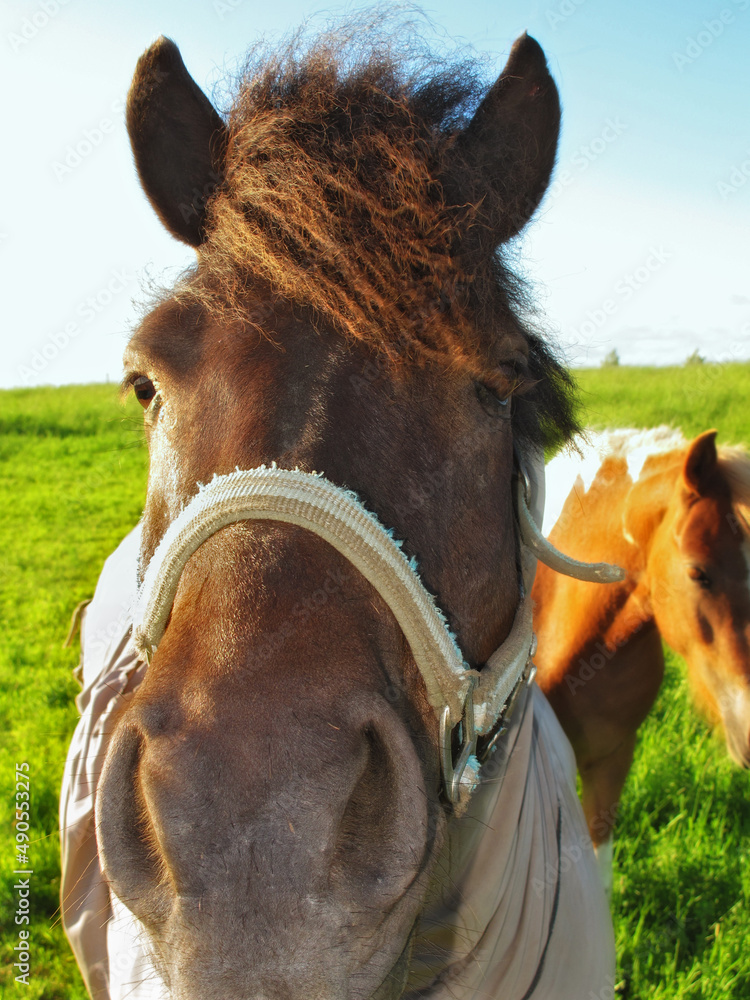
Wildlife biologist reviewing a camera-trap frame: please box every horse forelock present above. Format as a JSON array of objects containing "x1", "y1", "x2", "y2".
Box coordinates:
[
  {"x1": 163, "y1": 19, "x2": 577, "y2": 451},
  {"x1": 199, "y1": 26, "x2": 481, "y2": 355}
]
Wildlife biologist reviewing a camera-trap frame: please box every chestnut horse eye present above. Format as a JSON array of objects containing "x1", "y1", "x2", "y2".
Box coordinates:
[
  {"x1": 688, "y1": 566, "x2": 712, "y2": 590},
  {"x1": 132, "y1": 376, "x2": 157, "y2": 407}
]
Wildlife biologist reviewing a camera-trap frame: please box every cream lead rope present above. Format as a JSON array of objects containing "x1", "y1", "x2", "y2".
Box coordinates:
[{"x1": 132, "y1": 463, "x2": 623, "y2": 807}]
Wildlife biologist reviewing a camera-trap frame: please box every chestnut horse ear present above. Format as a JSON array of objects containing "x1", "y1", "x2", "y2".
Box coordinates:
[
  {"x1": 683, "y1": 430, "x2": 719, "y2": 496},
  {"x1": 448, "y1": 33, "x2": 560, "y2": 249},
  {"x1": 127, "y1": 37, "x2": 227, "y2": 246}
]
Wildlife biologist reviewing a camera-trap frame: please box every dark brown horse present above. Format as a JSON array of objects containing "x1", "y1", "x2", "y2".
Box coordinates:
[
  {"x1": 533, "y1": 427, "x2": 750, "y2": 894},
  {"x1": 86, "y1": 22, "x2": 590, "y2": 999}
]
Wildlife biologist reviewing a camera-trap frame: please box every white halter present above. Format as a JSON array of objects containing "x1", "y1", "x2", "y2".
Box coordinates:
[{"x1": 131, "y1": 457, "x2": 623, "y2": 807}]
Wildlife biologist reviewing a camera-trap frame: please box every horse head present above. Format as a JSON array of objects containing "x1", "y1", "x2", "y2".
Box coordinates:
[
  {"x1": 646, "y1": 431, "x2": 750, "y2": 766},
  {"x1": 96, "y1": 25, "x2": 575, "y2": 999}
]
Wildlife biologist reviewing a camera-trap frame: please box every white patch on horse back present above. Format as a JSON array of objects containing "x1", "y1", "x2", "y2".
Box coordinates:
[
  {"x1": 593, "y1": 835, "x2": 614, "y2": 902},
  {"x1": 622, "y1": 427, "x2": 685, "y2": 483},
  {"x1": 542, "y1": 427, "x2": 686, "y2": 537},
  {"x1": 542, "y1": 434, "x2": 610, "y2": 535}
]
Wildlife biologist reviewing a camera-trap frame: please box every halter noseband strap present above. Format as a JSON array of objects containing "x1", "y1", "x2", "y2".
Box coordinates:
[{"x1": 131, "y1": 458, "x2": 623, "y2": 809}]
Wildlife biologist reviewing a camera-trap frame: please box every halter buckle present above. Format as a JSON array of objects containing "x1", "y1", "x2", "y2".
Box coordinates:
[{"x1": 440, "y1": 676, "x2": 478, "y2": 805}]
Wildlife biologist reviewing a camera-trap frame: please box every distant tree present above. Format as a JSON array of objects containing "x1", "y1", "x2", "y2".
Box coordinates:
[
  {"x1": 684, "y1": 349, "x2": 705, "y2": 366},
  {"x1": 601, "y1": 349, "x2": 620, "y2": 368}
]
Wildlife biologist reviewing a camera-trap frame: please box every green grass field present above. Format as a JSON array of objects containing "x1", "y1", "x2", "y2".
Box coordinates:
[{"x1": 1, "y1": 364, "x2": 748, "y2": 998}]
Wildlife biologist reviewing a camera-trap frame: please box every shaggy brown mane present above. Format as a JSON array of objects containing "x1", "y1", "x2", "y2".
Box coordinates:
[{"x1": 179, "y1": 18, "x2": 577, "y2": 447}]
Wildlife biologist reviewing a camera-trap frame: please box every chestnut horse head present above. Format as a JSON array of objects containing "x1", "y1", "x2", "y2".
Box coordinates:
[
  {"x1": 538, "y1": 427, "x2": 750, "y2": 774},
  {"x1": 642, "y1": 431, "x2": 750, "y2": 765},
  {"x1": 96, "y1": 24, "x2": 576, "y2": 999},
  {"x1": 533, "y1": 427, "x2": 750, "y2": 884}
]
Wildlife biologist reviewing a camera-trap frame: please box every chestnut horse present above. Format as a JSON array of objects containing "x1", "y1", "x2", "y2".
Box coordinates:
[
  {"x1": 60, "y1": 21, "x2": 621, "y2": 1000},
  {"x1": 533, "y1": 427, "x2": 750, "y2": 893}
]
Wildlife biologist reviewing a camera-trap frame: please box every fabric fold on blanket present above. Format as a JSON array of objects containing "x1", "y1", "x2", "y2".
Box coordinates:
[
  {"x1": 408, "y1": 685, "x2": 614, "y2": 999},
  {"x1": 59, "y1": 526, "x2": 161, "y2": 1000}
]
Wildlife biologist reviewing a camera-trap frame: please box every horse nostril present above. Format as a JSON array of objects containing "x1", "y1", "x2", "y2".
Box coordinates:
[
  {"x1": 330, "y1": 700, "x2": 436, "y2": 908},
  {"x1": 97, "y1": 722, "x2": 170, "y2": 927}
]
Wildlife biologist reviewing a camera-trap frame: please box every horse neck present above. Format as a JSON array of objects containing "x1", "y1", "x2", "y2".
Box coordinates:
[{"x1": 621, "y1": 449, "x2": 683, "y2": 554}]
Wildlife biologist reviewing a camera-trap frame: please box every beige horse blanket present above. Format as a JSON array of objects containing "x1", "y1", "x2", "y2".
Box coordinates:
[{"x1": 60, "y1": 526, "x2": 615, "y2": 1000}]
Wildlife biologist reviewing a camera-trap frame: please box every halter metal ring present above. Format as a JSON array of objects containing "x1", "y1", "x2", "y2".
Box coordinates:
[{"x1": 440, "y1": 676, "x2": 478, "y2": 804}]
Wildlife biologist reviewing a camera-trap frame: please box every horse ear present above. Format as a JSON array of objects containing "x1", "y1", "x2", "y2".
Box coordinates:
[
  {"x1": 448, "y1": 33, "x2": 560, "y2": 248},
  {"x1": 127, "y1": 37, "x2": 227, "y2": 247},
  {"x1": 683, "y1": 430, "x2": 719, "y2": 496}
]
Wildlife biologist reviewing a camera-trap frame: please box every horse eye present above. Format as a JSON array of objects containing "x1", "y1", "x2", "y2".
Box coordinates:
[
  {"x1": 475, "y1": 381, "x2": 512, "y2": 418},
  {"x1": 688, "y1": 566, "x2": 712, "y2": 590},
  {"x1": 132, "y1": 376, "x2": 157, "y2": 407}
]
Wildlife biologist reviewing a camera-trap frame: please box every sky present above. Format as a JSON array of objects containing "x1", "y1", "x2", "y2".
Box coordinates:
[{"x1": 2, "y1": 0, "x2": 749, "y2": 389}]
